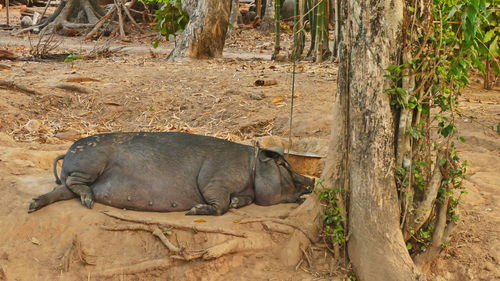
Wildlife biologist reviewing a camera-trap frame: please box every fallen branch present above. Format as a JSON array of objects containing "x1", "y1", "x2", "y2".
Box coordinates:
[
  {"x1": 0, "y1": 80, "x2": 41, "y2": 95},
  {"x1": 102, "y1": 210, "x2": 248, "y2": 238}
]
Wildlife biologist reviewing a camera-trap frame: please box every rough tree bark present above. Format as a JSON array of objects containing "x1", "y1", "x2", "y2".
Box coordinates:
[
  {"x1": 321, "y1": 0, "x2": 425, "y2": 279},
  {"x1": 167, "y1": 0, "x2": 231, "y2": 61}
]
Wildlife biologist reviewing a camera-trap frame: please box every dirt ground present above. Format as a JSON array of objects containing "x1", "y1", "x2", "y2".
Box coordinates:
[{"x1": 0, "y1": 6, "x2": 499, "y2": 281}]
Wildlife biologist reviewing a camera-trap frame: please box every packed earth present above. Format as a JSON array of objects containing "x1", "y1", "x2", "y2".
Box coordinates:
[{"x1": 0, "y1": 5, "x2": 499, "y2": 281}]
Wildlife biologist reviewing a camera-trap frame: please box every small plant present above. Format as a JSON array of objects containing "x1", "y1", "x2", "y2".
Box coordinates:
[
  {"x1": 64, "y1": 53, "x2": 83, "y2": 69},
  {"x1": 141, "y1": 0, "x2": 189, "y2": 48},
  {"x1": 316, "y1": 179, "x2": 348, "y2": 261}
]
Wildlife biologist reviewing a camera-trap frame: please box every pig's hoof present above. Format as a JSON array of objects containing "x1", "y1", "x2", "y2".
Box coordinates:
[
  {"x1": 28, "y1": 197, "x2": 46, "y2": 213},
  {"x1": 230, "y1": 197, "x2": 239, "y2": 209},
  {"x1": 186, "y1": 204, "x2": 217, "y2": 215},
  {"x1": 28, "y1": 198, "x2": 41, "y2": 213},
  {"x1": 81, "y1": 195, "x2": 94, "y2": 209}
]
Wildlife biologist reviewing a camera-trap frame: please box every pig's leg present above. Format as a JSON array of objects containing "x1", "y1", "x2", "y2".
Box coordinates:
[
  {"x1": 66, "y1": 172, "x2": 95, "y2": 209},
  {"x1": 28, "y1": 185, "x2": 77, "y2": 213},
  {"x1": 230, "y1": 195, "x2": 253, "y2": 209},
  {"x1": 186, "y1": 185, "x2": 230, "y2": 216}
]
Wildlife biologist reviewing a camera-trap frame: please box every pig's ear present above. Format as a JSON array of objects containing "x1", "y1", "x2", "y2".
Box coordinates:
[
  {"x1": 266, "y1": 146, "x2": 285, "y2": 156},
  {"x1": 259, "y1": 147, "x2": 284, "y2": 162}
]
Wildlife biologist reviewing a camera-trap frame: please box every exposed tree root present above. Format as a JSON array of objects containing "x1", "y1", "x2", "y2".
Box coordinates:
[
  {"x1": 97, "y1": 209, "x2": 282, "y2": 277},
  {"x1": 93, "y1": 258, "x2": 173, "y2": 277},
  {"x1": 413, "y1": 193, "x2": 455, "y2": 271},
  {"x1": 59, "y1": 238, "x2": 75, "y2": 272},
  {"x1": 57, "y1": 235, "x2": 96, "y2": 273},
  {"x1": 102, "y1": 223, "x2": 182, "y2": 252},
  {"x1": 238, "y1": 217, "x2": 315, "y2": 242},
  {"x1": 13, "y1": 0, "x2": 140, "y2": 39},
  {"x1": 101, "y1": 210, "x2": 248, "y2": 238},
  {"x1": 0, "y1": 79, "x2": 42, "y2": 95}
]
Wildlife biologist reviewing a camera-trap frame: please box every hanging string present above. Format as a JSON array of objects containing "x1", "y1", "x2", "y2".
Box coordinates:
[{"x1": 287, "y1": 0, "x2": 299, "y2": 154}]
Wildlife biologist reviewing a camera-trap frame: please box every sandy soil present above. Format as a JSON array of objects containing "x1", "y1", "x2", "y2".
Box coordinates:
[{"x1": 0, "y1": 6, "x2": 499, "y2": 281}]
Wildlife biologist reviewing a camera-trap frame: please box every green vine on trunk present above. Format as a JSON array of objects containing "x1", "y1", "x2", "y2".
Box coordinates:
[{"x1": 385, "y1": 0, "x2": 494, "y2": 261}]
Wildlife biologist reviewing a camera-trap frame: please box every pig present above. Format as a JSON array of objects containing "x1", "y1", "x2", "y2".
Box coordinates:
[{"x1": 28, "y1": 132, "x2": 314, "y2": 215}]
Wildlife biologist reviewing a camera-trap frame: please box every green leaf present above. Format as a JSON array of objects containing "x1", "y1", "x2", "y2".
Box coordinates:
[
  {"x1": 446, "y1": 5, "x2": 462, "y2": 20},
  {"x1": 489, "y1": 36, "x2": 498, "y2": 56},
  {"x1": 152, "y1": 40, "x2": 160, "y2": 48},
  {"x1": 458, "y1": 136, "x2": 466, "y2": 143},
  {"x1": 386, "y1": 65, "x2": 402, "y2": 72},
  {"x1": 483, "y1": 29, "x2": 495, "y2": 43}
]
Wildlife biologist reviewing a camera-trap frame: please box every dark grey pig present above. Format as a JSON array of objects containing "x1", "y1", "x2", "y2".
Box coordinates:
[{"x1": 28, "y1": 132, "x2": 314, "y2": 215}]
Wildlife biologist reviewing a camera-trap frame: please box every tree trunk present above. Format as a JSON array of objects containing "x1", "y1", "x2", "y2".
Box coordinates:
[
  {"x1": 322, "y1": 0, "x2": 424, "y2": 279},
  {"x1": 258, "y1": 0, "x2": 274, "y2": 32},
  {"x1": 332, "y1": 0, "x2": 342, "y2": 59},
  {"x1": 226, "y1": 0, "x2": 239, "y2": 37},
  {"x1": 167, "y1": 0, "x2": 231, "y2": 61}
]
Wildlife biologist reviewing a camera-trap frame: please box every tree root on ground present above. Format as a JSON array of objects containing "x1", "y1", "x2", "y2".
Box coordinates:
[
  {"x1": 96, "y1": 210, "x2": 283, "y2": 278},
  {"x1": 238, "y1": 217, "x2": 315, "y2": 242},
  {"x1": 57, "y1": 235, "x2": 97, "y2": 273},
  {"x1": 413, "y1": 195, "x2": 457, "y2": 272},
  {"x1": 13, "y1": 0, "x2": 141, "y2": 40},
  {"x1": 93, "y1": 258, "x2": 173, "y2": 277},
  {"x1": 102, "y1": 223, "x2": 182, "y2": 252},
  {"x1": 0, "y1": 79, "x2": 42, "y2": 95},
  {"x1": 101, "y1": 210, "x2": 248, "y2": 238}
]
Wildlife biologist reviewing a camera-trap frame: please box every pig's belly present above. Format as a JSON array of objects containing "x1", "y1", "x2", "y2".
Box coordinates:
[{"x1": 90, "y1": 170, "x2": 205, "y2": 212}]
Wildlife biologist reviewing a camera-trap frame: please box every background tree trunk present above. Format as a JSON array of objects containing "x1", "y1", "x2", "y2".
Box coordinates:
[
  {"x1": 168, "y1": 0, "x2": 231, "y2": 61},
  {"x1": 258, "y1": 0, "x2": 274, "y2": 31},
  {"x1": 226, "y1": 0, "x2": 239, "y2": 37},
  {"x1": 322, "y1": 0, "x2": 424, "y2": 279}
]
